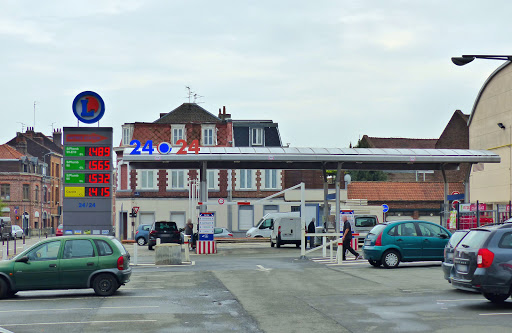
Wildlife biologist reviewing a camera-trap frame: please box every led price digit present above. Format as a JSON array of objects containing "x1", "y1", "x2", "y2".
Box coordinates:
[{"x1": 87, "y1": 160, "x2": 111, "y2": 170}]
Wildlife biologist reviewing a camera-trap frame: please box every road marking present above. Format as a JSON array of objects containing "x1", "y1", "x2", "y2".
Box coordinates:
[
  {"x1": 256, "y1": 265, "x2": 272, "y2": 272},
  {"x1": 0, "y1": 306, "x2": 159, "y2": 313},
  {"x1": 436, "y1": 299, "x2": 484, "y2": 302},
  {"x1": 1, "y1": 320, "x2": 158, "y2": 327},
  {"x1": 2, "y1": 295, "x2": 156, "y2": 302},
  {"x1": 479, "y1": 313, "x2": 512, "y2": 316}
]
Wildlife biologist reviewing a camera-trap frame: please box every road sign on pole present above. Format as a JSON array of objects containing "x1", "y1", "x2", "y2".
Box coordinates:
[{"x1": 382, "y1": 204, "x2": 389, "y2": 213}]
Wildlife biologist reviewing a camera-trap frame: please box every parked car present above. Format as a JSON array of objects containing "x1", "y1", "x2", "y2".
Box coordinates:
[
  {"x1": 0, "y1": 220, "x2": 11, "y2": 241},
  {"x1": 56, "y1": 224, "x2": 64, "y2": 236},
  {"x1": 354, "y1": 214, "x2": 379, "y2": 244},
  {"x1": 214, "y1": 227, "x2": 233, "y2": 238},
  {"x1": 270, "y1": 216, "x2": 302, "y2": 248},
  {"x1": 363, "y1": 220, "x2": 451, "y2": 268},
  {"x1": 148, "y1": 221, "x2": 181, "y2": 250},
  {"x1": 451, "y1": 223, "x2": 512, "y2": 303},
  {"x1": 442, "y1": 229, "x2": 469, "y2": 282},
  {"x1": 11, "y1": 225, "x2": 24, "y2": 239},
  {"x1": 135, "y1": 224, "x2": 151, "y2": 246},
  {"x1": 0, "y1": 235, "x2": 131, "y2": 299},
  {"x1": 246, "y1": 212, "x2": 300, "y2": 238}
]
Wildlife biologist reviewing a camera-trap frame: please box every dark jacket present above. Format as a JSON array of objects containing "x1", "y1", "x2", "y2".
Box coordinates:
[{"x1": 307, "y1": 221, "x2": 316, "y2": 234}]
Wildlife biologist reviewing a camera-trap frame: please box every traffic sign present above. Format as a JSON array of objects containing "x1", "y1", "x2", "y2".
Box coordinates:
[
  {"x1": 218, "y1": 198, "x2": 225, "y2": 205},
  {"x1": 382, "y1": 204, "x2": 389, "y2": 213},
  {"x1": 133, "y1": 207, "x2": 140, "y2": 214},
  {"x1": 452, "y1": 200, "x2": 460, "y2": 210}
]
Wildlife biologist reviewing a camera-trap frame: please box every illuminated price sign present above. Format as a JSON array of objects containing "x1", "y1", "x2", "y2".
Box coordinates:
[
  {"x1": 63, "y1": 127, "x2": 113, "y2": 235},
  {"x1": 65, "y1": 173, "x2": 111, "y2": 184},
  {"x1": 65, "y1": 146, "x2": 111, "y2": 157}
]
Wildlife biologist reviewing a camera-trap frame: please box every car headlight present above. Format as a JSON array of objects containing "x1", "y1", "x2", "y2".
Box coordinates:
[{"x1": 246, "y1": 233, "x2": 251, "y2": 237}]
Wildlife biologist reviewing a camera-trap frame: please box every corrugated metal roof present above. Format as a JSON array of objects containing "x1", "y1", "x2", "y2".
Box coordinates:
[{"x1": 122, "y1": 147, "x2": 500, "y2": 171}]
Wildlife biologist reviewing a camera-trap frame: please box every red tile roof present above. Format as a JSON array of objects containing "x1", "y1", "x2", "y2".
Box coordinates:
[
  {"x1": 365, "y1": 136, "x2": 438, "y2": 149},
  {"x1": 0, "y1": 144, "x2": 24, "y2": 159},
  {"x1": 348, "y1": 182, "x2": 464, "y2": 201}
]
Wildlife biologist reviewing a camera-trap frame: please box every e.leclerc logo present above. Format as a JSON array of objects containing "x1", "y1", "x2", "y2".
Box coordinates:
[{"x1": 72, "y1": 91, "x2": 105, "y2": 124}]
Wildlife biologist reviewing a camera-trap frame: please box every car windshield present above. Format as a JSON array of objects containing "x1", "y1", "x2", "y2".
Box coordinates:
[
  {"x1": 448, "y1": 231, "x2": 468, "y2": 247},
  {"x1": 368, "y1": 224, "x2": 386, "y2": 235},
  {"x1": 356, "y1": 217, "x2": 376, "y2": 228},
  {"x1": 458, "y1": 230, "x2": 490, "y2": 249},
  {"x1": 155, "y1": 222, "x2": 177, "y2": 231}
]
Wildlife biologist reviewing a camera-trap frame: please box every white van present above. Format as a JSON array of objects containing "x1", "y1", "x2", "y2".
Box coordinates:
[
  {"x1": 270, "y1": 216, "x2": 303, "y2": 248},
  {"x1": 246, "y1": 212, "x2": 300, "y2": 238}
]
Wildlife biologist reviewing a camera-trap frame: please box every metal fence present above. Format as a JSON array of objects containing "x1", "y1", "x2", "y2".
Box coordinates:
[{"x1": 443, "y1": 201, "x2": 512, "y2": 230}]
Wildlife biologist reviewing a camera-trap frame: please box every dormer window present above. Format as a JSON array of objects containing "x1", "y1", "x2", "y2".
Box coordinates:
[
  {"x1": 122, "y1": 125, "x2": 134, "y2": 146},
  {"x1": 202, "y1": 125, "x2": 216, "y2": 146},
  {"x1": 171, "y1": 125, "x2": 185, "y2": 145},
  {"x1": 251, "y1": 128, "x2": 263, "y2": 146}
]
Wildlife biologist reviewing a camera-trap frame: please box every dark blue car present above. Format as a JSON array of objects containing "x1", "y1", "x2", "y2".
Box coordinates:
[{"x1": 135, "y1": 224, "x2": 151, "y2": 246}]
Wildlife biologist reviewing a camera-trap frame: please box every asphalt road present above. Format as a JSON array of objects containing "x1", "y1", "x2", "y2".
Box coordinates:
[{"x1": 1, "y1": 240, "x2": 512, "y2": 332}]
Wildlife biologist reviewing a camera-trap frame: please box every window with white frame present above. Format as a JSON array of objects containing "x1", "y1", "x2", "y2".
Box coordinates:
[
  {"x1": 122, "y1": 125, "x2": 134, "y2": 146},
  {"x1": 251, "y1": 128, "x2": 263, "y2": 146},
  {"x1": 207, "y1": 170, "x2": 218, "y2": 190},
  {"x1": 202, "y1": 125, "x2": 215, "y2": 146},
  {"x1": 171, "y1": 125, "x2": 185, "y2": 145},
  {"x1": 239, "y1": 169, "x2": 253, "y2": 189},
  {"x1": 170, "y1": 170, "x2": 186, "y2": 189},
  {"x1": 139, "y1": 170, "x2": 156, "y2": 189},
  {"x1": 264, "y1": 169, "x2": 279, "y2": 189}
]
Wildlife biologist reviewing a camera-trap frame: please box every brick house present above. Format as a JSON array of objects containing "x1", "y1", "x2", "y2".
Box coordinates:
[
  {"x1": 2, "y1": 128, "x2": 64, "y2": 233},
  {"x1": 115, "y1": 103, "x2": 291, "y2": 239},
  {"x1": 348, "y1": 110, "x2": 470, "y2": 222}
]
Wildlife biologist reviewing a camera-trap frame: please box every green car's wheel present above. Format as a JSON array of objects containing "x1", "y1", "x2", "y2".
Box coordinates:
[{"x1": 93, "y1": 273, "x2": 119, "y2": 296}]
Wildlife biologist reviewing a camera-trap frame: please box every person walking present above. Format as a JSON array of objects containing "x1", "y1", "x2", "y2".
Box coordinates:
[
  {"x1": 307, "y1": 218, "x2": 316, "y2": 248},
  {"x1": 185, "y1": 219, "x2": 194, "y2": 249},
  {"x1": 341, "y1": 215, "x2": 360, "y2": 260}
]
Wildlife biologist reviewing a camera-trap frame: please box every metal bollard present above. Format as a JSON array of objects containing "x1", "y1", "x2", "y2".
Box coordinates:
[
  {"x1": 133, "y1": 243, "x2": 138, "y2": 266},
  {"x1": 22, "y1": 235, "x2": 26, "y2": 251},
  {"x1": 13, "y1": 237, "x2": 16, "y2": 255},
  {"x1": 2, "y1": 244, "x2": 6, "y2": 261},
  {"x1": 156, "y1": 238, "x2": 161, "y2": 245},
  {"x1": 337, "y1": 239, "x2": 343, "y2": 265},
  {"x1": 322, "y1": 237, "x2": 326, "y2": 258},
  {"x1": 183, "y1": 235, "x2": 190, "y2": 262}
]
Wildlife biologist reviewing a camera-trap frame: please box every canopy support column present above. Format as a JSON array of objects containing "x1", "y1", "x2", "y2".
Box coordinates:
[
  {"x1": 441, "y1": 165, "x2": 448, "y2": 228},
  {"x1": 200, "y1": 161, "x2": 208, "y2": 213},
  {"x1": 335, "y1": 163, "x2": 343, "y2": 234},
  {"x1": 322, "y1": 163, "x2": 329, "y2": 231}
]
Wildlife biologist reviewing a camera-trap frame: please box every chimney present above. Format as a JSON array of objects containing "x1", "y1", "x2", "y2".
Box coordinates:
[
  {"x1": 53, "y1": 129, "x2": 62, "y2": 147},
  {"x1": 220, "y1": 105, "x2": 231, "y2": 121},
  {"x1": 160, "y1": 113, "x2": 166, "y2": 119},
  {"x1": 16, "y1": 139, "x2": 27, "y2": 155}
]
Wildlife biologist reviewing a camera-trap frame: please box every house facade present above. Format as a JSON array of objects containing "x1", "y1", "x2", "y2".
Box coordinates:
[
  {"x1": 467, "y1": 62, "x2": 512, "y2": 204},
  {"x1": 348, "y1": 110, "x2": 470, "y2": 224},
  {"x1": 115, "y1": 103, "x2": 296, "y2": 238}
]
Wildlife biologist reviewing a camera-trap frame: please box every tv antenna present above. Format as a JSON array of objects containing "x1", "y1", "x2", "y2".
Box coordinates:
[
  {"x1": 49, "y1": 122, "x2": 56, "y2": 133},
  {"x1": 33, "y1": 101, "x2": 38, "y2": 130},
  {"x1": 193, "y1": 93, "x2": 204, "y2": 104},
  {"x1": 17, "y1": 122, "x2": 26, "y2": 132},
  {"x1": 185, "y1": 86, "x2": 193, "y2": 103}
]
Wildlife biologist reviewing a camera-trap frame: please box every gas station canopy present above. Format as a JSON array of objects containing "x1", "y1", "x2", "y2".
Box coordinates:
[{"x1": 122, "y1": 147, "x2": 500, "y2": 170}]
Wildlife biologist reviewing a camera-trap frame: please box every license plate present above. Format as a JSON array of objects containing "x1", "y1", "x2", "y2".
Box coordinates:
[{"x1": 457, "y1": 264, "x2": 468, "y2": 273}]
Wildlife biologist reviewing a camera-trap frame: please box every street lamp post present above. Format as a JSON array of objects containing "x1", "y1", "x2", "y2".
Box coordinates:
[{"x1": 451, "y1": 55, "x2": 512, "y2": 66}]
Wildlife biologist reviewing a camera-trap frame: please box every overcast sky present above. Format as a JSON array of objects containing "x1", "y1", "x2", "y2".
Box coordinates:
[{"x1": 1, "y1": 1, "x2": 510, "y2": 149}]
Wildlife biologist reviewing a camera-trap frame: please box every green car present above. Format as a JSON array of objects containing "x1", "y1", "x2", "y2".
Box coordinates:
[
  {"x1": 363, "y1": 220, "x2": 451, "y2": 268},
  {"x1": 0, "y1": 236, "x2": 131, "y2": 298}
]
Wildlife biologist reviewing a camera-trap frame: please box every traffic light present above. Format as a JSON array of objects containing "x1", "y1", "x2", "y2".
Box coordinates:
[
  {"x1": 129, "y1": 208, "x2": 137, "y2": 218},
  {"x1": 15, "y1": 216, "x2": 19, "y2": 220}
]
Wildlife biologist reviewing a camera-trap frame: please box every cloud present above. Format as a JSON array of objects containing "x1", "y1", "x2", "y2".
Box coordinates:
[{"x1": 0, "y1": 19, "x2": 54, "y2": 44}]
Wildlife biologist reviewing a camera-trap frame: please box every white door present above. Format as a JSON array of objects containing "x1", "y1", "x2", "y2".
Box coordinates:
[
  {"x1": 305, "y1": 205, "x2": 318, "y2": 226},
  {"x1": 263, "y1": 205, "x2": 278, "y2": 216},
  {"x1": 238, "y1": 206, "x2": 254, "y2": 230},
  {"x1": 139, "y1": 212, "x2": 155, "y2": 226},
  {"x1": 170, "y1": 212, "x2": 186, "y2": 229}
]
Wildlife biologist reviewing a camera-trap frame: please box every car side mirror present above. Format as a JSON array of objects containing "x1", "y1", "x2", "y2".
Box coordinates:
[
  {"x1": 439, "y1": 234, "x2": 448, "y2": 239},
  {"x1": 15, "y1": 256, "x2": 29, "y2": 263}
]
